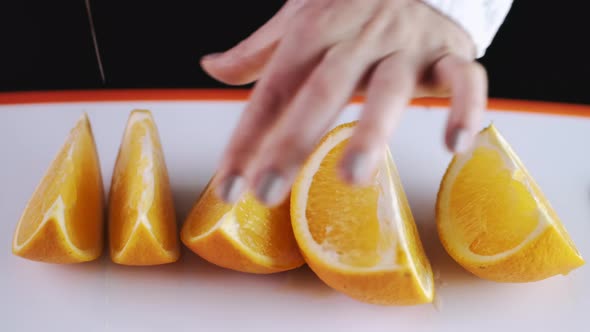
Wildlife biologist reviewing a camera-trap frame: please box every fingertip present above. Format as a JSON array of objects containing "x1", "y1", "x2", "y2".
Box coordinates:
[
  {"x1": 447, "y1": 127, "x2": 474, "y2": 154},
  {"x1": 214, "y1": 173, "x2": 246, "y2": 204},
  {"x1": 200, "y1": 54, "x2": 244, "y2": 86},
  {"x1": 339, "y1": 150, "x2": 371, "y2": 185},
  {"x1": 449, "y1": 129, "x2": 467, "y2": 154},
  {"x1": 200, "y1": 50, "x2": 255, "y2": 86},
  {"x1": 339, "y1": 141, "x2": 386, "y2": 187},
  {"x1": 201, "y1": 52, "x2": 224, "y2": 63},
  {"x1": 253, "y1": 170, "x2": 290, "y2": 207},
  {"x1": 434, "y1": 54, "x2": 487, "y2": 155},
  {"x1": 200, "y1": 54, "x2": 223, "y2": 78}
]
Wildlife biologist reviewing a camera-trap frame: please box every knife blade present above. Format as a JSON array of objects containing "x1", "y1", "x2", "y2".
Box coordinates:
[{"x1": 84, "y1": 0, "x2": 106, "y2": 84}]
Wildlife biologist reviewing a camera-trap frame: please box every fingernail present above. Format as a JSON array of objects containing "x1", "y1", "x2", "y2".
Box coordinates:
[
  {"x1": 451, "y1": 129, "x2": 472, "y2": 154},
  {"x1": 343, "y1": 152, "x2": 370, "y2": 184},
  {"x1": 255, "y1": 171, "x2": 286, "y2": 207},
  {"x1": 217, "y1": 175, "x2": 245, "y2": 204},
  {"x1": 201, "y1": 52, "x2": 223, "y2": 61}
]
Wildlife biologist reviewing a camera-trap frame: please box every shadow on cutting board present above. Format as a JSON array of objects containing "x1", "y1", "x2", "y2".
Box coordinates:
[
  {"x1": 167, "y1": 180, "x2": 334, "y2": 296},
  {"x1": 87, "y1": 248, "x2": 335, "y2": 299},
  {"x1": 38, "y1": 176, "x2": 484, "y2": 302}
]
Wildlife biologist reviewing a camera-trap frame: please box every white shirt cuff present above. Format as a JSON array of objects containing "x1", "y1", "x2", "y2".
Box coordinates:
[{"x1": 420, "y1": 0, "x2": 513, "y2": 58}]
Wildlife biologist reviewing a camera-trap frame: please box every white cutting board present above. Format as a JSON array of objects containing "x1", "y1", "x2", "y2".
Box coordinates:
[{"x1": 0, "y1": 97, "x2": 588, "y2": 332}]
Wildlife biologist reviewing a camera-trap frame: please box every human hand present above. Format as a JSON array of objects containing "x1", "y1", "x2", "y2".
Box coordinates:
[{"x1": 201, "y1": 0, "x2": 487, "y2": 206}]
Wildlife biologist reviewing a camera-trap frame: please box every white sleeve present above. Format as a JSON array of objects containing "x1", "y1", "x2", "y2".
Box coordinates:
[{"x1": 420, "y1": 0, "x2": 513, "y2": 58}]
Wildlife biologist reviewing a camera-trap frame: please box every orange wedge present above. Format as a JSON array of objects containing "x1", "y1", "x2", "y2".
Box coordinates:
[
  {"x1": 181, "y1": 180, "x2": 304, "y2": 274},
  {"x1": 12, "y1": 114, "x2": 105, "y2": 263},
  {"x1": 108, "y1": 110, "x2": 180, "y2": 265},
  {"x1": 437, "y1": 124, "x2": 584, "y2": 282},
  {"x1": 291, "y1": 122, "x2": 434, "y2": 305}
]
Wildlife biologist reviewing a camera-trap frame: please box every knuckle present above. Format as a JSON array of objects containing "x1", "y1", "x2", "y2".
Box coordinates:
[
  {"x1": 293, "y1": 1, "x2": 317, "y2": 15},
  {"x1": 454, "y1": 61, "x2": 487, "y2": 93},
  {"x1": 469, "y1": 62, "x2": 488, "y2": 81},
  {"x1": 290, "y1": 6, "x2": 326, "y2": 36},
  {"x1": 287, "y1": 0, "x2": 306, "y2": 11},
  {"x1": 306, "y1": 19, "x2": 327, "y2": 37},
  {"x1": 455, "y1": 63, "x2": 472, "y2": 80},
  {"x1": 323, "y1": 44, "x2": 347, "y2": 63},
  {"x1": 309, "y1": 73, "x2": 334, "y2": 101},
  {"x1": 323, "y1": 41, "x2": 366, "y2": 68},
  {"x1": 383, "y1": 18, "x2": 412, "y2": 46},
  {"x1": 345, "y1": 39, "x2": 372, "y2": 58},
  {"x1": 456, "y1": 60, "x2": 482, "y2": 80},
  {"x1": 359, "y1": 12, "x2": 390, "y2": 41},
  {"x1": 380, "y1": 52, "x2": 413, "y2": 76}
]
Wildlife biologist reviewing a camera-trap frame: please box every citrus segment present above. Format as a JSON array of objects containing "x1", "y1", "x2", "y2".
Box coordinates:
[
  {"x1": 181, "y1": 182, "x2": 304, "y2": 274},
  {"x1": 437, "y1": 124, "x2": 584, "y2": 282},
  {"x1": 291, "y1": 122, "x2": 434, "y2": 305},
  {"x1": 449, "y1": 148, "x2": 540, "y2": 256},
  {"x1": 12, "y1": 114, "x2": 104, "y2": 263},
  {"x1": 306, "y1": 140, "x2": 394, "y2": 268},
  {"x1": 109, "y1": 110, "x2": 180, "y2": 265}
]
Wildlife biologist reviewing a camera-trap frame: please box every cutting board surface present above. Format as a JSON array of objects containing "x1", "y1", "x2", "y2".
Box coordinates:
[{"x1": 0, "y1": 93, "x2": 588, "y2": 332}]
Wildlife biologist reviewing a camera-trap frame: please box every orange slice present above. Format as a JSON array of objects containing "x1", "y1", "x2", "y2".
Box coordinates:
[
  {"x1": 181, "y1": 181, "x2": 304, "y2": 274},
  {"x1": 437, "y1": 124, "x2": 584, "y2": 282},
  {"x1": 291, "y1": 122, "x2": 434, "y2": 305},
  {"x1": 108, "y1": 110, "x2": 180, "y2": 265},
  {"x1": 12, "y1": 114, "x2": 105, "y2": 263}
]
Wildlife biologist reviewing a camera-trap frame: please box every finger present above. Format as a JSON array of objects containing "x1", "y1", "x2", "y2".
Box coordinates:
[
  {"x1": 340, "y1": 52, "x2": 417, "y2": 184},
  {"x1": 248, "y1": 41, "x2": 377, "y2": 206},
  {"x1": 213, "y1": 12, "x2": 338, "y2": 203},
  {"x1": 201, "y1": 42, "x2": 278, "y2": 86},
  {"x1": 200, "y1": 0, "x2": 300, "y2": 85},
  {"x1": 432, "y1": 54, "x2": 487, "y2": 153}
]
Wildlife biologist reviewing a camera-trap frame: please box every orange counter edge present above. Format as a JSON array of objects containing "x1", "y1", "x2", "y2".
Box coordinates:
[{"x1": 0, "y1": 89, "x2": 588, "y2": 118}]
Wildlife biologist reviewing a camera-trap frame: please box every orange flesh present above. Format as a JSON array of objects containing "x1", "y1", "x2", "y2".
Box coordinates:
[
  {"x1": 15, "y1": 116, "x2": 103, "y2": 252},
  {"x1": 305, "y1": 140, "x2": 393, "y2": 267},
  {"x1": 449, "y1": 147, "x2": 540, "y2": 255},
  {"x1": 234, "y1": 194, "x2": 297, "y2": 259},
  {"x1": 109, "y1": 111, "x2": 178, "y2": 259},
  {"x1": 186, "y1": 185, "x2": 299, "y2": 261}
]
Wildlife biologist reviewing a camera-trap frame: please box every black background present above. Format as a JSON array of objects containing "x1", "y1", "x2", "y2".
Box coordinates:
[{"x1": 1, "y1": 1, "x2": 588, "y2": 105}]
